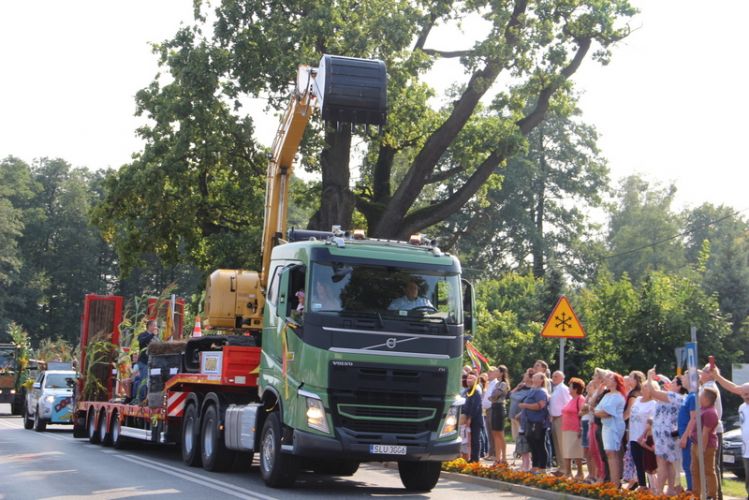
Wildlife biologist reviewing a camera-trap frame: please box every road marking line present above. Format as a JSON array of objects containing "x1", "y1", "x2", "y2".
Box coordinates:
[{"x1": 115, "y1": 454, "x2": 275, "y2": 500}]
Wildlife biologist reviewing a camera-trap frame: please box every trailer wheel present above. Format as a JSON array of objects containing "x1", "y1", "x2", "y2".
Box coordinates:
[
  {"x1": 259, "y1": 411, "x2": 298, "y2": 488},
  {"x1": 397, "y1": 461, "x2": 441, "y2": 491},
  {"x1": 200, "y1": 404, "x2": 235, "y2": 472},
  {"x1": 33, "y1": 406, "x2": 47, "y2": 432},
  {"x1": 87, "y1": 408, "x2": 100, "y2": 444},
  {"x1": 111, "y1": 411, "x2": 126, "y2": 449},
  {"x1": 181, "y1": 403, "x2": 201, "y2": 467},
  {"x1": 23, "y1": 402, "x2": 33, "y2": 430},
  {"x1": 98, "y1": 410, "x2": 112, "y2": 446}
]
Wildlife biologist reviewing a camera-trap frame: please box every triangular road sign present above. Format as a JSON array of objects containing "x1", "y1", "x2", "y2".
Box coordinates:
[{"x1": 541, "y1": 296, "x2": 586, "y2": 339}]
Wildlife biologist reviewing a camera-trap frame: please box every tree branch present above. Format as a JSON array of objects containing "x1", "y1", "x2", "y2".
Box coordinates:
[
  {"x1": 422, "y1": 48, "x2": 474, "y2": 58},
  {"x1": 397, "y1": 148, "x2": 508, "y2": 238},
  {"x1": 425, "y1": 165, "x2": 467, "y2": 184},
  {"x1": 375, "y1": 0, "x2": 528, "y2": 237},
  {"x1": 517, "y1": 37, "x2": 592, "y2": 135}
]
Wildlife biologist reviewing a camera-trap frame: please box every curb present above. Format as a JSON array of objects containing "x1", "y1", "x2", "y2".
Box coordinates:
[{"x1": 441, "y1": 471, "x2": 590, "y2": 500}]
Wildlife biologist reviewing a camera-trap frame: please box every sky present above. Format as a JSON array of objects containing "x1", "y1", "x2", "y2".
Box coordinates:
[{"x1": 1, "y1": 0, "x2": 747, "y2": 214}]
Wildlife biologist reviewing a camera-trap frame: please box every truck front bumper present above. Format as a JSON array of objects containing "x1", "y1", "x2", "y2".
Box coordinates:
[{"x1": 291, "y1": 428, "x2": 461, "y2": 462}]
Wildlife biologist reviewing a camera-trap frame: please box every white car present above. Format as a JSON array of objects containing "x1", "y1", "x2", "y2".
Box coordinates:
[{"x1": 23, "y1": 370, "x2": 77, "y2": 432}]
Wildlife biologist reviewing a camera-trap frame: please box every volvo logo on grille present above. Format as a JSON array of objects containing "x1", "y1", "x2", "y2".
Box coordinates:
[{"x1": 385, "y1": 338, "x2": 397, "y2": 349}]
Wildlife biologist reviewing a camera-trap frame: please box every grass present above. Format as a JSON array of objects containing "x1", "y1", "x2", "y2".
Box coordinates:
[{"x1": 722, "y1": 474, "x2": 747, "y2": 498}]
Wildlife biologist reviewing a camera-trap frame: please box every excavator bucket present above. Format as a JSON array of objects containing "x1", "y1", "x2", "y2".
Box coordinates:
[{"x1": 315, "y1": 55, "x2": 387, "y2": 126}]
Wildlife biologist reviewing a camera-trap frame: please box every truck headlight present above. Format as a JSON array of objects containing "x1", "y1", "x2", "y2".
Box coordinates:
[
  {"x1": 440, "y1": 406, "x2": 461, "y2": 438},
  {"x1": 10, "y1": 389, "x2": 15, "y2": 395},
  {"x1": 45, "y1": 395, "x2": 55, "y2": 403},
  {"x1": 305, "y1": 397, "x2": 329, "y2": 433}
]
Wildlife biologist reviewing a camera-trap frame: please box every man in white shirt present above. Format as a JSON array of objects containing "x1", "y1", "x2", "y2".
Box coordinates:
[
  {"x1": 549, "y1": 370, "x2": 571, "y2": 468},
  {"x1": 482, "y1": 366, "x2": 499, "y2": 459}
]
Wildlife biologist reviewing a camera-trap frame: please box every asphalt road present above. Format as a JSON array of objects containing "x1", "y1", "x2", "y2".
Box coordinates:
[{"x1": 0, "y1": 406, "x2": 537, "y2": 500}]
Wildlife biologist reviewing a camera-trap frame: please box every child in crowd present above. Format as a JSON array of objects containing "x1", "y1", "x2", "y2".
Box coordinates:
[
  {"x1": 638, "y1": 418, "x2": 658, "y2": 492},
  {"x1": 690, "y1": 386, "x2": 720, "y2": 499}
]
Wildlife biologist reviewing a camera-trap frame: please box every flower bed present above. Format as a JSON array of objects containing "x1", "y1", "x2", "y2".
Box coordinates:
[{"x1": 442, "y1": 459, "x2": 693, "y2": 500}]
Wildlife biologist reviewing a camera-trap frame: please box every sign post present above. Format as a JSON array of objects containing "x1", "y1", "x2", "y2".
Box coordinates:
[
  {"x1": 541, "y1": 296, "x2": 586, "y2": 372},
  {"x1": 687, "y1": 327, "x2": 706, "y2": 500}
]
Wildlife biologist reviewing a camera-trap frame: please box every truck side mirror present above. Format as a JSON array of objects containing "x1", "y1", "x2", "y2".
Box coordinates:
[
  {"x1": 462, "y1": 279, "x2": 476, "y2": 337},
  {"x1": 32, "y1": 382, "x2": 41, "y2": 389}
]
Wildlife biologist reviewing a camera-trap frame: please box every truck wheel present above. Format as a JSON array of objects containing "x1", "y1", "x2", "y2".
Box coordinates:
[
  {"x1": 33, "y1": 406, "x2": 47, "y2": 432},
  {"x1": 111, "y1": 411, "x2": 126, "y2": 449},
  {"x1": 98, "y1": 411, "x2": 112, "y2": 446},
  {"x1": 181, "y1": 403, "x2": 201, "y2": 467},
  {"x1": 200, "y1": 404, "x2": 235, "y2": 472},
  {"x1": 312, "y1": 459, "x2": 360, "y2": 476},
  {"x1": 23, "y1": 402, "x2": 33, "y2": 430},
  {"x1": 398, "y1": 461, "x2": 441, "y2": 491},
  {"x1": 87, "y1": 409, "x2": 100, "y2": 444},
  {"x1": 259, "y1": 411, "x2": 298, "y2": 488}
]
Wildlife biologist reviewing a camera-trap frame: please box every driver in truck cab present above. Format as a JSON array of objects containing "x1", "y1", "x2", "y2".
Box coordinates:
[{"x1": 388, "y1": 278, "x2": 434, "y2": 311}]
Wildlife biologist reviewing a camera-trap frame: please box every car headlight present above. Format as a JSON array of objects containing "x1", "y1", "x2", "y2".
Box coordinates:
[
  {"x1": 440, "y1": 406, "x2": 461, "y2": 438},
  {"x1": 45, "y1": 395, "x2": 55, "y2": 403},
  {"x1": 10, "y1": 389, "x2": 15, "y2": 395},
  {"x1": 305, "y1": 397, "x2": 329, "y2": 433}
]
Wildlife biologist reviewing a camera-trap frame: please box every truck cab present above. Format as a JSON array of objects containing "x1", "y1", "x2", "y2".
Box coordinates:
[{"x1": 255, "y1": 233, "x2": 466, "y2": 489}]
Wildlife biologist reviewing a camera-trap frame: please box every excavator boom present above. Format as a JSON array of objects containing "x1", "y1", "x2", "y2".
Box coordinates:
[{"x1": 205, "y1": 54, "x2": 387, "y2": 330}]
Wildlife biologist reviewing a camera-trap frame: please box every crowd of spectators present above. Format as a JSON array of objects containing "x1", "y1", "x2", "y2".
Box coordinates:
[{"x1": 459, "y1": 359, "x2": 749, "y2": 500}]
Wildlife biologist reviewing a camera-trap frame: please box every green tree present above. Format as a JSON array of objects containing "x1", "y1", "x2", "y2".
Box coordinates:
[
  {"x1": 5, "y1": 158, "x2": 113, "y2": 344},
  {"x1": 438, "y1": 100, "x2": 608, "y2": 279},
  {"x1": 606, "y1": 175, "x2": 686, "y2": 284},
  {"x1": 685, "y1": 204, "x2": 749, "y2": 334},
  {"x1": 130, "y1": 0, "x2": 635, "y2": 245},
  {"x1": 93, "y1": 27, "x2": 268, "y2": 273}
]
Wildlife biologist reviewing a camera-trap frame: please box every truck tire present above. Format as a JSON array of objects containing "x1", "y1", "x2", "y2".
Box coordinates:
[
  {"x1": 200, "y1": 404, "x2": 235, "y2": 472},
  {"x1": 33, "y1": 406, "x2": 47, "y2": 432},
  {"x1": 111, "y1": 411, "x2": 126, "y2": 449},
  {"x1": 181, "y1": 403, "x2": 201, "y2": 467},
  {"x1": 23, "y1": 402, "x2": 33, "y2": 430},
  {"x1": 312, "y1": 459, "x2": 360, "y2": 476},
  {"x1": 98, "y1": 410, "x2": 112, "y2": 446},
  {"x1": 87, "y1": 408, "x2": 100, "y2": 444},
  {"x1": 259, "y1": 411, "x2": 298, "y2": 488},
  {"x1": 398, "y1": 461, "x2": 441, "y2": 491}
]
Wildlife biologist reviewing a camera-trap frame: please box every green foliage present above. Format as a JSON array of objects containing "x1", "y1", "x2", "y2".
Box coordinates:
[
  {"x1": 36, "y1": 338, "x2": 74, "y2": 363},
  {"x1": 607, "y1": 175, "x2": 686, "y2": 283},
  {"x1": 1, "y1": 157, "x2": 114, "y2": 345},
  {"x1": 439, "y1": 99, "x2": 609, "y2": 280},
  {"x1": 92, "y1": 27, "x2": 268, "y2": 274}
]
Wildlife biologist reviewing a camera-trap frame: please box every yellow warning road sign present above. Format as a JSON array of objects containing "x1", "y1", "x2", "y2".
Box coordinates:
[{"x1": 541, "y1": 296, "x2": 586, "y2": 339}]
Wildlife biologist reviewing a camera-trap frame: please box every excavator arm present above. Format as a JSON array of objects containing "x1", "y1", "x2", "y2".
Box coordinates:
[{"x1": 205, "y1": 54, "x2": 387, "y2": 331}]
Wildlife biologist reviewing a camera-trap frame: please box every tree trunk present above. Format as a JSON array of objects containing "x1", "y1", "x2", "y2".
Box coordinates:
[
  {"x1": 532, "y1": 130, "x2": 546, "y2": 278},
  {"x1": 307, "y1": 126, "x2": 354, "y2": 231}
]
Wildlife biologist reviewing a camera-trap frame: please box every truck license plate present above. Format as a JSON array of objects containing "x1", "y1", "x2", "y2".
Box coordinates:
[
  {"x1": 723, "y1": 454, "x2": 735, "y2": 464},
  {"x1": 370, "y1": 444, "x2": 406, "y2": 455}
]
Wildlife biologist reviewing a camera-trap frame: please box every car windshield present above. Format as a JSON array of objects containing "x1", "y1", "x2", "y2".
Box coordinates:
[
  {"x1": 308, "y1": 261, "x2": 463, "y2": 324},
  {"x1": 45, "y1": 373, "x2": 76, "y2": 389}
]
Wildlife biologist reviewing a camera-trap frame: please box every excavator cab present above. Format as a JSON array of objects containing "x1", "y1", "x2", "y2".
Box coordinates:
[{"x1": 312, "y1": 55, "x2": 387, "y2": 127}]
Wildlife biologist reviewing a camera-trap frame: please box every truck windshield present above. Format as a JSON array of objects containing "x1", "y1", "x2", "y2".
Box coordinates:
[
  {"x1": 309, "y1": 262, "x2": 463, "y2": 324},
  {"x1": 0, "y1": 349, "x2": 15, "y2": 371},
  {"x1": 45, "y1": 373, "x2": 76, "y2": 389}
]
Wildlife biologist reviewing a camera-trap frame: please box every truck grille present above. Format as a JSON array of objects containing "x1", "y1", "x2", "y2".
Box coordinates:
[
  {"x1": 337, "y1": 404, "x2": 435, "y2": 422},
  {"x1": 328, "y1": 361, "x2": 447, "y2": 442}
]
